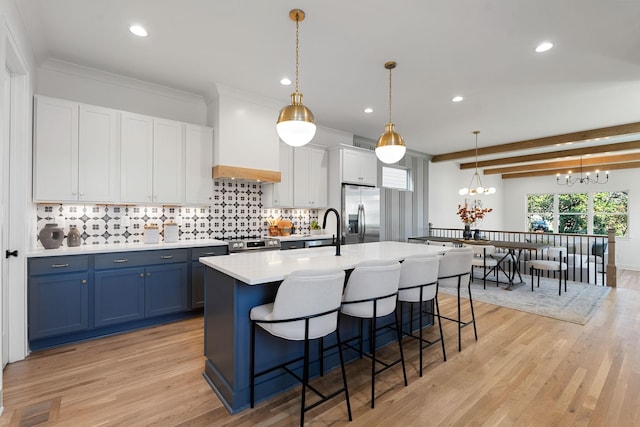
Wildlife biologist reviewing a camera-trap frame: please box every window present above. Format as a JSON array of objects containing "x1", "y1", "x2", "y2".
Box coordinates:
[
  {"x1": 382, "y1": 166, "x2": 411, "y2": 191},
  {"x1": 527, "y1": 193, "x2": 554, "y2": 232},
  {"x1": 558, "y1": 193, "x2": 587, "y2": 234},
  {"x1": 593, "y1": 191, "x2": 628, "y2": 236},
  {"x1": 526, "y1": 191, "x2": 628, "y2": 236}
]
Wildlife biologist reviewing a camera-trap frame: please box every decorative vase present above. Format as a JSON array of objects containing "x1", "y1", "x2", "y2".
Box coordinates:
[
  {"x1": 463, "y1": 224, "x2": 472, "y2": 240},
  {"x1": 66, "y1": 226, "x2": 82, "y2": 247},
  {"x1": 473, "y1": 229, "x2": 480, "y2": 240},
  {"x1": 39, "y1": 223, "x2": 65, "y2": 249}
]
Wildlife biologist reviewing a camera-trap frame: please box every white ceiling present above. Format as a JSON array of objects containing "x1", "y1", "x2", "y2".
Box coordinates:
[{"x1": 16, "y1": 0, "x2": 640, "y2": 157}]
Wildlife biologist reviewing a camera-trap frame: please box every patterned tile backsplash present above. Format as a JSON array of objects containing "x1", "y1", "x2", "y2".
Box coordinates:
[{"x1": 35, "y1": 179, "x2": 319, "y2": 247}]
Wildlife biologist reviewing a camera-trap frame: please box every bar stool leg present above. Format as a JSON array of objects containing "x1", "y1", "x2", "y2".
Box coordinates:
[
  {"x1": 435, "y1": 295, "x2": 446, "y2": 362},
  {"x1": 300, "y1": 320, "x2": 310, "y2": 426},
  {"x1": 335, "y1": 324, "x2": 352, "y2": 421},
  {"x1": 457, "y1": 279, "x2": 462, "y2": 352},
  {"x1": 419, "y1": 299, "x2": 424, "y2": 377},
  {"x1": 370, "y1": 314, "x2": 377, "y2": 409},
  {"x1": 395, "y1": 308, "x2": 408, "y2": 387},
  {"x1": 468, "y1": 280, "x2": 478, "y2": 341}
]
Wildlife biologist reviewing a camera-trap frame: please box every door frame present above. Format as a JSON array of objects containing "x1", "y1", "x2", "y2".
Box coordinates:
[{"x1": 1, "y1": 15, "x2": 32, "y2": 366}]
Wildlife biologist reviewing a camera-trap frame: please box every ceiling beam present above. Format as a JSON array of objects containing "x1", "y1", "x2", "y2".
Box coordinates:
[
  {"x1": 501, "y1": 161, "x2": 640, "y2": 179},
  {"x1": 459, "y1": 140, "x2": 640, "y2": 169},
  {"x1": 484, "y1": 153, "x2": 640, "y2": 175},
  {"x1": 431, "y1": 121, "x2": 640, "y2": 162}
]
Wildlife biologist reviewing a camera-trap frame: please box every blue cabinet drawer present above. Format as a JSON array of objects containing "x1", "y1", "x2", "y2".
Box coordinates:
[
  {"x1": 29, "y1": 256, "x2": 89, "y2": 275},
  {"x1": 94, "y1": 249, "x2": 188, "y2": 270},
  {"x1": 191, "y1": 246, "x2": 228, "y2": 260}
]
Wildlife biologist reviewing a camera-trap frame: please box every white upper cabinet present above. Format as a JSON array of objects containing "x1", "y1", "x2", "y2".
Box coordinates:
[
  {"x1": 341, "y1": 147, "x2": 378, "y2": 186},
  {"x1": 121, "y1": 112, "x2": 154, "y2": 203},
  {"x1": 184, "y1": 124, "x2": 214, "y2": 205},
  {"x1": 263, "y1": 143, "x2": 293, "y2": 207},
  {"x1": 153, "y1": 118, "x2": 184, "y2": 204},
  {"x1": 79, "y1": 104, "x2": 120, "y2": 202},
  {"x1": 293, "y1": 145, "x2": 328, "y2": 208},
  {"x1": 34, "y1": 96, "x2": 119, "y2": 203},
  {"x1": 121, "y1": 113, "x2": 184, "y2": 204}
]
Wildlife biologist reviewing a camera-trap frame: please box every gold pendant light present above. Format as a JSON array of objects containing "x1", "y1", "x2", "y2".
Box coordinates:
[
  {"x1": 458, "y1": 131, "x2": 496, "y2": 195},
  {"x1": 375, "y1": 61, "x2": 406, "y2": 164},
  {"x1": 276, "y1": 9, "x2": 316, "y2": 147}
]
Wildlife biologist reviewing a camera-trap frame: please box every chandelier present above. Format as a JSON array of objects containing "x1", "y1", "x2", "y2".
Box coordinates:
[
  {"x1": 556, "y1": 156, "x2": 609, "y2": 186},
  {"x1": 276, "y1": 9, "x2": 316, "y2": 147},
  {"x1": 458, "y1": 131, "x2": 496, "y2": 196}
]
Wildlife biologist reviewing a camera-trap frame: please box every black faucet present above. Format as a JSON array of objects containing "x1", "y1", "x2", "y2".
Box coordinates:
[{"x1": 322, "y1": 208, "x2": 341, "y2": 256}]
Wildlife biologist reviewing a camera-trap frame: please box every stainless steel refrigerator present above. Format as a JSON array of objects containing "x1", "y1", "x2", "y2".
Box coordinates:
[{"x1": 342, "y1": 184, "x2": 380, "y2": 244}]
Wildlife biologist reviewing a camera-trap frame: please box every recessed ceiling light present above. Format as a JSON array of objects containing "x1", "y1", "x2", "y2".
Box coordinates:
[
  {"x1": 280, "y1": 77, "x2": 292, "y2": 86},
  {"x1": 452, "y1": 96, "x2": 464, "y2": 103},
  {"x1": 535, "y1": 41, "x2": 553, "y2": 53},
  {"x1": 129, "y1": 25, "x2": 148, "y2": 37},
  {"x1": 364, "y1": 107, "x2": 373, "y2": 114}
]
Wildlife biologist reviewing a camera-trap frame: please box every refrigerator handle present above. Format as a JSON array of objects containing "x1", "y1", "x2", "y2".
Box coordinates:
[{"x1": 360, "y1": 205, "x2": 366, "y2": 243}]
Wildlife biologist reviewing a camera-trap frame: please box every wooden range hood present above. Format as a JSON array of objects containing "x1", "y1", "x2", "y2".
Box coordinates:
[
  {"x1": 211, "y1": 84, "x2": 283, "y2": 183},
  {"x1": 212, "y1": 165, "x2": 281, "y2": 183}
]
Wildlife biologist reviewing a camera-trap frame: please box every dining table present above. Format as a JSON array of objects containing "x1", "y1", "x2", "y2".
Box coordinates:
[{"x1": 408, "y1": 236, "x2": 551, "y2": 290}]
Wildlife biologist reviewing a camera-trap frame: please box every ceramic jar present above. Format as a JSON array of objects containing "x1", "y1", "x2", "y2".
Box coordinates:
[
  {"x1": 39, "y1": 223, "x2": 65, "y2": 249},
  {"x1": 143, "y1": 224, "x2": 160, "y2": 244},
  {"x1": 163, "y1": 221, "x2": 178, "y2": 243},
  {"x1": 67, "y1": 226, "x2": 82, "y2": 247}
]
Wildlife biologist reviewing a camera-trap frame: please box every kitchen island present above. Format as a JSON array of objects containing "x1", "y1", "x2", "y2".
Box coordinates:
[{"x1": 200, "y1": 241, "x2": 452, "y2": 413}]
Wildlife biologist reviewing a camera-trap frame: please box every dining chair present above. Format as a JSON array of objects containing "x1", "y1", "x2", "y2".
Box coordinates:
[
  {"x1": 466, "y1": 244, "x2": 499, "y2": 289},
  {"x1": 528, "y1": 247, "x2": 568, "y2": 296}
]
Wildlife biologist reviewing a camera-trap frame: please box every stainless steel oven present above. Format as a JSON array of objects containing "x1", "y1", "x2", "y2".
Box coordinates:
[{"x1": 228, "y1": 237, "x2": 281, "y2": 253}]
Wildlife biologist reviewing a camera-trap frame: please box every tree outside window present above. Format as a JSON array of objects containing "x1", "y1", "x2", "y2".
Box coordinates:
[
  {"x1": 526, "y1": 191, "x2": 628, "y2": 236},
  {"x1": 558, "y1": 193, "x2": 587, "y2": 234},
  {"x1": 593, "y1": 191, "x2": 628, "y2": 236}
]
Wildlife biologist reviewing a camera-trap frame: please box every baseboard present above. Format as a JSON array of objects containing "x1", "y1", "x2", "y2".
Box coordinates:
[{"x1": 618, "y1": 264, "x2": 640, "y2": 271}]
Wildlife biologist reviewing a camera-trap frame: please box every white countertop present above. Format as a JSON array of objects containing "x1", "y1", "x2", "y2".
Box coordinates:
[
  {"x1": 270, "y1": 233, "x2": 335, "y2": 242},
  {"x1": 26, "y1": 238, "x2": 228, "y2": 258},
  {"x1": 200, "y1": 241, "x2": 452, "y2": 285}
]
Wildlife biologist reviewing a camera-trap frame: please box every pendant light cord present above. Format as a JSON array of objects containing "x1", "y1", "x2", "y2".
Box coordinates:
[
  {"x1": 294, "y1": 12, "x2": 300, "y2": 94},
  {"x1": 388, "y1": 67, "x2": 392, "y2": 123}
]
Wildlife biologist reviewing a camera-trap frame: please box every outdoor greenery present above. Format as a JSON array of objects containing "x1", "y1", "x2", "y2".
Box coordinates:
[{"x1": 526, "y1": 191, "x2": 628, "y2": 236}]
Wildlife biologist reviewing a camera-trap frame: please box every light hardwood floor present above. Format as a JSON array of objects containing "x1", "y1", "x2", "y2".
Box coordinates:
[{"x1": 2, "y1": 270, "x2": 639, "y2": 426}]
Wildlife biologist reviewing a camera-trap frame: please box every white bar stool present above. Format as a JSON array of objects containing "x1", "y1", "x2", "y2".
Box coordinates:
[
  {"x1": 397, "y1": 254, "x2": 446, "y2": 377},
  {"x1": 340, "y1": 259, "x2": 406, "y2": 409},
  {"x1": 249, "y1": 268, "x2": 351, "y2": 426},
  {"x1": 437, "y1": 247, "x2": 476, "y2": 352}
]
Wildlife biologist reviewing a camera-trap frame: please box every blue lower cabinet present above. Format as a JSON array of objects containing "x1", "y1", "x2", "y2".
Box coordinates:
[
  {"x1": 94, "y1": 267, "x2": 145, "y2": 327},
  {"x1": 145, "y1": 263, "x2": 188, "y2": 317},
  {"x1": 29, "y1": 272, "x2": 90, "y2": 340}
]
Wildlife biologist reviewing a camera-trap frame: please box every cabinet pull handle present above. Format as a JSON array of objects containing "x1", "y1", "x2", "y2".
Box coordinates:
[
  {"x1": 113, "y1": 259, "x2": 128, "y2": 263},
  {"x1": 81, "y1": 279, "x2": 87, "y2": 284},
  {"x1": 140, "y1": 273, "x2": 144, "y2": 278},
  {"x1": 147, "y1": 272, "x2": 151, "y2": 277},
  {"x1": 51, "y1": 263, "x2": 69, "y2": 268},
  {"x1": 203, "y1": 252, "x2": 215, "y2": 256},
  {"x1": 160, "y1": 255, "x2": 173, "y2": 259}
]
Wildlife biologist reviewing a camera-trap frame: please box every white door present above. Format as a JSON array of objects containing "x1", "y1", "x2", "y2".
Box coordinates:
[{"x1": 1, "y1": 66, "x2": 11, "y2": 367}]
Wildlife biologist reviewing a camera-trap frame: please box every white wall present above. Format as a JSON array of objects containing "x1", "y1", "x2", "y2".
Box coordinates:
[
  {"x1": 37, "y1": 59, "x2": 207, "y2": 125},
  {"x1": 502, "y1": 170, "x2": 639, "y2": 270},
  {"x1": 428, "y1": 161, "x2": 504, "y2": 230}
]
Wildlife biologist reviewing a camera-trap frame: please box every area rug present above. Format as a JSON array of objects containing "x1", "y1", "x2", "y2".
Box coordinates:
[{"x1": 438, "y1": 273, "x2": 611, "y2": 325}]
